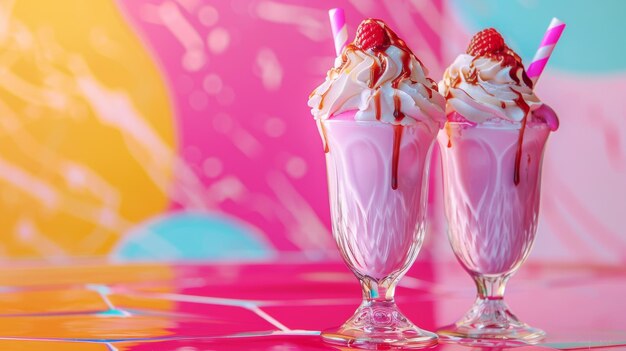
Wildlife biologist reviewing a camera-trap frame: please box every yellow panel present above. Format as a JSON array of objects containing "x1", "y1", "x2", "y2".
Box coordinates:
[{"x1": 0, "y1": 0, "x2": 176, "y2": 258}]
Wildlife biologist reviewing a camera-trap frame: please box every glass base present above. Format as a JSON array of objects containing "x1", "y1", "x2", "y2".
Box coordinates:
[
  {"x1": 321, "y1": 301, "x2": 438, "y2": 349},
  {"x1": 437, "y1": 298, "x2": 545, "y2": 345}
]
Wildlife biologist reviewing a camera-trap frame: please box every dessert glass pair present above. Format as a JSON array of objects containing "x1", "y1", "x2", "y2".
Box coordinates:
[
  {"x1": 319, "y1": 115, "x2": 549, "y2": 348},
  {"x1": 309, "y1": 18, "x2": 558, "y2": 349}
]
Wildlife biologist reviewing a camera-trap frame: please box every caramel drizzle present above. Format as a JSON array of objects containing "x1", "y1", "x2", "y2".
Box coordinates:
[
  {"x1": 318, "y1": 120, "x2": 329, "y2": 153},
  {"x1": 313, "y1": 49, "x2": 353, "y2": 110},
  {"x1": 511, "y1": 88, "x2": 530, "y2": 185},
  {"x1": 445, "y1": 122, "x2": 452, "y2": 148},
  {"x1": 521, "y1": 70, "x2": 534, "y2": 89},
  {"x1": 391, "y1": 124, "x2": 403, "y2": 190},
  {"x1": 374, "y1": 20, "x2": 419, "y2": 190},
  {"x1": 369, "y1": 51, "x2": 388, "y2": 88},
  {"x1": 317, "y1": 88, "x2": 330, "y2": 110},
  {"x1": 505, "y1": 58, "x2": 534, "y2": 89},
  {"x1": 442, "y1": 46, "x2": 537, "y2": 186},
  {"x1": 315, "y1": 19, "x2": 421, "y2": 121},
  {"x1": 466, "y1": 54, "x2": 533, "y2": 89},
  {"x1": 450, "y1": 74, "x2": 462, "y2": 89},
  {"x1": 315, "y1": 19, "x2": 430, "y2": 190},
  {"x1": 374, "y1": 90, "x2": 381, "y2": 120},
  {"x1": 465, "y1": 65, "x2": 478, "y2": 84},
  {"x1": 508, "y1": 66, "x2": 521, "y2": 85},
  {"x1": 453, "y1": 54, "x2": 534, "y2": 186}
]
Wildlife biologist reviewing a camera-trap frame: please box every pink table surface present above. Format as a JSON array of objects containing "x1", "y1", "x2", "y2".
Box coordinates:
[{"x1": 0, "y1": 258, "x2": 623, "y2": 350}]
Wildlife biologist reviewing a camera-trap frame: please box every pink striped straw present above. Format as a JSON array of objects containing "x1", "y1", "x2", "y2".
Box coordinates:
[
  {"x1": 328, "y1": 8, "x2": 348, "y2": 56},
  {"x1": 527, "y1": 17, "x2": 566, "y2": 86}
]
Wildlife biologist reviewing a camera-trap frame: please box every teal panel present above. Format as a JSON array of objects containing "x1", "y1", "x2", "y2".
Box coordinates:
[{"x1": 450, "y1": 0, "x2": 626, "y2": 73}]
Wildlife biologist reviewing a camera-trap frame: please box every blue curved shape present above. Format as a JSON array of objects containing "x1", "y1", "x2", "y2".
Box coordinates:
[
  {"x1": 450, "y1": 0, "x2": 626, "y2": 73},
  {"x1": 113, "y1": 212, "x2": 275, "y2": 262}
]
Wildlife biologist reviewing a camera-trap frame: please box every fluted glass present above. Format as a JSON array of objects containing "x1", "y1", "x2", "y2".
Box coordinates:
[
  {"x1": 320, "y1": 119, "x2": 438, "y2": 349},
  {"x1": 437, "y1": 122, "x2": 550, "y2": 343}
]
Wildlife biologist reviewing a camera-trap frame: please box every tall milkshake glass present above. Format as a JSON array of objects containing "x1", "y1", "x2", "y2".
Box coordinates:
[
  {"x1": 435, "y1": 27, "x2": 560, "y2": 343},
  {"x1": 437, "y1": 120, "x2": 549, "y2": 342},
  {"x1": 319, "y1": 116, "x2": 438, "y2": 348},
  {"x1": 308, "y1": 18, "x2": 447, "y2": 348}
]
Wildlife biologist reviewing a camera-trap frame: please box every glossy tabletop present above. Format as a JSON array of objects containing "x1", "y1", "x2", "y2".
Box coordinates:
[{"x1": 0, "y1": 258, "x2": 623, "y2": 350}]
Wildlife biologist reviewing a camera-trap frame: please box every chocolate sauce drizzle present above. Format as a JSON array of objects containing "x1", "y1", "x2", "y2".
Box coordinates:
[
  {"x1": 325, "y1": 19, "x2": 430, "y2": 190},
  {"x1": 450, "y1": 74, "x2": 462, "y2": 90},
  {"x1": 447, "y1": 49, "x2": 535, "y2": 186},
  {"x1": 382, "y1": 23, "x2": 414, "y2": 191},
  {"x1": 318, "y1": 88, "x2": 330, "y2": 110},
  {"x1": 457, "y1": 53, "x2": 531, "y2": 91},
  {"x1": 374, "y1": 90, "x2": 382, "y2": 120},
  {"x1": 391, "y1": 124, "x2": 403, "y2": 190},
  {"x1": 315, "y1": 20, "x2": 427, "y2": 121},
  {"x1": 511, "y1": 88, "x2": 530, "y2": 185},
  {"x1": 465, "y1": 66, "x2": 478, "y2": 84},
  {"x1": 318, "y1": 120, "x2": 329, "y2": 154},
  {"x1": 369, "y1": 52, "x2": 385, "y2": 88}
]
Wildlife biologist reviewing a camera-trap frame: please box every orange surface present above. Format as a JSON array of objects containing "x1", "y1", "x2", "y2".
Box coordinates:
[
  {"x1": 0, "y1": 263, "x2": 174, "y2": 287},
  {"x1": 0, "y1": 314, "x2": 177, "y2": 339},
  {"x1": 0, "y1": 289, "x2": 107, "y2": 314},
  {"x1": 0, "y1": 340, "x2": 108, "y2": 351}
]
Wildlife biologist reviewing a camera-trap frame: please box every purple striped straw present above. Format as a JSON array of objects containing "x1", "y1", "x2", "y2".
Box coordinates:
[
  {"x1": 328, "y1": 8, "x2": 348, "y2": 56},
  {"x1": 527, "y1": 17, "x2": 566, "y2": 86}
]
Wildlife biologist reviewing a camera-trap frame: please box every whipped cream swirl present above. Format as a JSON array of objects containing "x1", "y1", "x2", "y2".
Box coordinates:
[
  {"x1": 440, "y1": 54, "x2": 543, "y2": 125},
  {"x1": 308, "y1": 45, "x2": 445, "y2": 131}
]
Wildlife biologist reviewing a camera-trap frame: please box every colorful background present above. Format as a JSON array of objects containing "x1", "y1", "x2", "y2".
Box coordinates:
[{"x1": 0, "y1": 0, "x2": 624, "y2": 264}]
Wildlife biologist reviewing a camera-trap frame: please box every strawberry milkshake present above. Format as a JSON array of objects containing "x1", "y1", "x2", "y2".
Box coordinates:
[
  {"x1": 308, "y1": 19, "x2": 445, "y2": 348},
  {"x1": 437, "y1": 28, "x2": 559, "y2": 342}
]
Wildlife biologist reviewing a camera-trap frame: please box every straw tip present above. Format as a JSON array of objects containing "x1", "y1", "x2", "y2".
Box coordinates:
[
  {"x1": 550, "y1": 17, "x2": 565, "y2": 28},
  {"x1": 328, "y1": 8, "x2": 344, "y2": 16}
]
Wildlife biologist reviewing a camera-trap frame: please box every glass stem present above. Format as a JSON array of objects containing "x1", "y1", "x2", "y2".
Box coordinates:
[
  {"x1": 474, "y1": 275, "x2": 508, "y2": 300},
  {"x1": 361, "y1": 276, "x2": 397, "y2": 303}
]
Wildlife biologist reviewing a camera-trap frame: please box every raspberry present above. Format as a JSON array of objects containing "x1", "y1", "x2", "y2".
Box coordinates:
[
  {"x1": 467, "y1": 28, "x2": 505, "y2": 56},
  {"x1": 503, "y1": 45, "x2": 522, "y2": 64},
  {"x1": 355, "y1": 19, "x2": 390, "y2": 51}
]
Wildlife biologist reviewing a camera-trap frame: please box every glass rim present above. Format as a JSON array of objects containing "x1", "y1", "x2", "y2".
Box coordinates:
[
  {"x1": 317, "y1": 118, "x2": 431, "y2": 127},
  {"x1": 444, "y1": 121, "x2": 551, "y2": 131}
]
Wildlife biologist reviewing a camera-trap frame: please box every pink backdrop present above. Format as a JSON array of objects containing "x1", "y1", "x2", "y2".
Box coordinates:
[
  {"x1": 0, "y1": 0, "x2": 624, "y2": 263},
  {"x1": 116, "y1": 0, "x2": 626, "y2": 263},
  {"x1": 117, "y1": 0, "x2": 452, "y2": 260}
]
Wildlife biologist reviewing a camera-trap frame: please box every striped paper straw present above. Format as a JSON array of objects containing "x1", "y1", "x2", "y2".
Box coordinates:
[
  {"x1": 328, "y1": 8, "x2": 348, "y2": 56},
  {"x1": 527, "y1": 17, "x2": 566, "y2": 85}
]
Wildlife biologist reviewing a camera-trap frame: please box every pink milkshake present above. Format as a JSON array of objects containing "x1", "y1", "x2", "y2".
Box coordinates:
[
  {"x1": 437, "y1": 28, "x2": 559, "y2": 342},
  {"x1": 308, "y1": 19, "x2": 445, "y2": 348},
  {"x1": 439, "y1": 122, "x2": 549, "y2": 276},
  {"x1": 323, "y1": 117, "x2": 433, "y2": 281}
]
